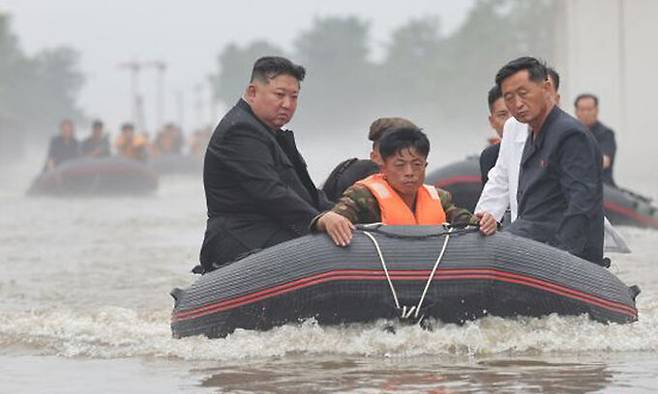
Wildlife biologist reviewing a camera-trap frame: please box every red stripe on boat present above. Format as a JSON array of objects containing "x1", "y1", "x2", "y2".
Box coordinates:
[
  {"x1": 434, "y1": 176, "x2": 481, "y2": 188},
  {"x1": 604, "y1": 201, "x2": 658, "y2": 229},
  {"x1": 172, "y1": 268, "x2": 637, "y2": 322}
]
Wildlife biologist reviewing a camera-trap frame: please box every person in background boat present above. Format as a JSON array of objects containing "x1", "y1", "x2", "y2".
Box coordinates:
[
  {"x1": 479, "y1": 85, "x2": 511, "y2": 184},
  {"x1": 140, "y1": 131, "x2": 154, "y2": 157},
  {"x1": 313, "y1": 127, "x2": 498, "y2": 246},
  {"x1": 44, "y1": 119, "x2": 80, "y2": 171},
  {"x1": 575, "y1": 93, "x2": 617, "y2": 186},
  {"x1": 170, "y1": 124, "x2": 184, "y2": 153},
  {"x1": 475, "y1": 67, "x2": 561, "y2": 222},
  {"x1": 152, "y1": 123, "x2": 184, "y2": 157},
  {"x1": 188, "y1": 127, "x2": 211, "y2": 158},
  {"x1": 496, "y1": 56, "x2": 604, "y2": 265},
  {"x1": 115, "y1": 123, "x2": 148, "y2": 161},
  {"x1": 322, "y1": 117, "x2": 417, "y2": 202},
  {"x1": 80, "y1": 119, "x2": 111, "y2": 158},
  {"x1": 198, "y1": 56, "x2": 333, "y2": 273}
]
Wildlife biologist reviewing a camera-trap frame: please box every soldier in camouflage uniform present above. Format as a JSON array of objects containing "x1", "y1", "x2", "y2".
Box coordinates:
[{"x1": 314, "y1": 127, "x2": 498, "y2": 246}]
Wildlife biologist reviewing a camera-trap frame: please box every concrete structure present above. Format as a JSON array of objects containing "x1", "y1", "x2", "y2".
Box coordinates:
[{"x1": 554, "y1": 0, "x2": 658, "y2": 190}]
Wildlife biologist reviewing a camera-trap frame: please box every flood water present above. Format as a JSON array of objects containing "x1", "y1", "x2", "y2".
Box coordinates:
[{"x1": 1, "y1": 143, "x2": 657, "y2": 393}]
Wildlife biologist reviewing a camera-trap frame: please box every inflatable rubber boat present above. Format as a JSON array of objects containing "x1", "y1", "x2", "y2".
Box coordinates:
[
  {"x1": 28, "y1": 156, "x2": 159, "y2": 196},
  {"x1": 170, "y1": 225, "x2": 639, "y2": 338},
  {"x1": 426, "y1": 157, "x2": 658, "y2": 230}
]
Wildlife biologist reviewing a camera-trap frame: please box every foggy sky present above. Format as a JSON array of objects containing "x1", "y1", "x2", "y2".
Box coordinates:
[{"x1": 1, "y1": 0, "x2": 474, "y2": 133}]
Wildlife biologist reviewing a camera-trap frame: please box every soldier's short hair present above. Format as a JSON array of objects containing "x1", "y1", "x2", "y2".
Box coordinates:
[{"x1": 378, "y1": 127, "x2": 430, "y2": 161}]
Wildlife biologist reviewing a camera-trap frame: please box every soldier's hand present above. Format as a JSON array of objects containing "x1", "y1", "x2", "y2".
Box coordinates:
[
  {"x1": 475, "y1": 212, "x2": 497, "y2": 236},
  {"x1": 317, "y1": 212, "x2": 355, "y2": 247}
]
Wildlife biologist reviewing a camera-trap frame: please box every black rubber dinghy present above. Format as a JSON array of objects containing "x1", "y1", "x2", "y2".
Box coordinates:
[
  {"x1": 426, "y1": 157, "x2": 658, "y2": 230},
  {"x1": 603, "y1": 186, "x2": 658, "y2": 229},
  {"x1": 28, "y1": 157, "x2": 159, "y2": 196},
  {"x1": 171, "y1": 226, "x2": 639, "y2": 339}
]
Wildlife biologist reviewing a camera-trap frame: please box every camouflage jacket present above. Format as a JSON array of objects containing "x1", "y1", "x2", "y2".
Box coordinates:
[{"x1": 314, "y1": 183, "x2": 477, "y2": 227}]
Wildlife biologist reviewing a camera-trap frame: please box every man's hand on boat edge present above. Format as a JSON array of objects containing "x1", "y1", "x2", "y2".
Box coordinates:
[
  {"x1": 475, "y1": 212, "x2": 498, "y2": 236},
  {"x1": 317, "y1": 211, "x2": 498, "y2": 247},
  {"x1": 317, "y1": 212, "x2": 355, "y2": 247}
]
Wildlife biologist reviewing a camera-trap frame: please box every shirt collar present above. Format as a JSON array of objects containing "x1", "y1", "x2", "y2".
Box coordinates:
[{"x1": 531, "y1": 105, "x2": 561, "y2": 148}]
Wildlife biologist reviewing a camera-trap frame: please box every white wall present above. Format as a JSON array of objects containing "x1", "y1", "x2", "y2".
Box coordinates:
[{"x1": 554, "y1": 0, "x2": 658, "y2": 191}]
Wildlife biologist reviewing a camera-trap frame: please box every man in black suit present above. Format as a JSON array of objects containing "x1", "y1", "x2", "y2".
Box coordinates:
[
  {"x1": 574, "y1": 93, "x2": 617, "y2": 186},
  {"x1": 496, "y1": 57, "x2": 604, "y2": 265},
  {"x1": 198, "y1": 56, "x2": 332, "y2": 273}
]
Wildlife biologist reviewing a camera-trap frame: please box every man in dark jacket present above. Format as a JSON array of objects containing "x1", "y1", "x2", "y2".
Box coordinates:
[
  {"x1": 44, "y1": 119, "x2": 80, "y2": 171},
  {"x1": 199, "y1": 56, "x2": 332, "y2": 272},
  {"x1": 81, "y1": 119, "x2": 111, "y2": 158},
  {"x1": 496, "y1": 57, "x2": 604, "y2": 265},
  {"x1": 575, "y1": 93, "x2": 617, "y2": 186}
]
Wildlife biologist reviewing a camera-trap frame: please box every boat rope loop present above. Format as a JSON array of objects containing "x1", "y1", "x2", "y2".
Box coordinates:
[
  {"x1": 362, "y1": 227, "x2": 453, "y2": 324},
  {"x1": 362, "y1": 230, "x2": 400, "y2": 310}
]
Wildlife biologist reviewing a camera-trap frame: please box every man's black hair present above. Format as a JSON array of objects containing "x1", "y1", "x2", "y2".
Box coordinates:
[
  {"x1": 250, "y1": 56, "x2": 306, "y2": 83},
  {"x1": 378, "y1": 127, "x2": 430, "y2": 161},
  {"x1": 547, "y1": 67, "x2": 560, "y2": 91},
  {"x1": 92, "y1": 119, "x2": 103, "y2": 129},
  {"x1": 574, "y1": 93, "x2": 599, "y2": 108},
  {"x1": 487, "y1": 85, "x2": 503, "y2": 113},
  {"x1": 495, "y1": 56, "x2": 548, "y2": 89}
]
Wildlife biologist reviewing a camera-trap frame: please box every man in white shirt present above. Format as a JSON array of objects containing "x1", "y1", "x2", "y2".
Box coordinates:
[
  {"x1": 479, "y1": 85, "x2": 511, "y2": 185},
  {"x1": 475, "y1": 67, "x2": 629, "y2": 254}
]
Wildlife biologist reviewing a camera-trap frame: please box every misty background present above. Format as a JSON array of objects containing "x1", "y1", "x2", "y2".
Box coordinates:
[{"x1": 0, "y1": 0, "x2": 656, "y2": 191}]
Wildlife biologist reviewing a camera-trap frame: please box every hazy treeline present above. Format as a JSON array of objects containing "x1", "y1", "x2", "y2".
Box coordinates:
[
  {"x1": 213, "y1": 0, "x2": 556, "y2": 136},
  {"x1": 0, "y1": 1, "x2": 557, "y2": 163},
  {"x1": 0, "y1": 13, "x2": 85, "y2": 160}
]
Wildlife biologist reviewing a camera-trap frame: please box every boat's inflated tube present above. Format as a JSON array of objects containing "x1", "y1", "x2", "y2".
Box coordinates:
[{"x1": 171, "y1": 225, "x2": 639, "y2": 338}]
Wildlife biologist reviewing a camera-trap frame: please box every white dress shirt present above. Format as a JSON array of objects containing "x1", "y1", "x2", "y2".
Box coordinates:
[{"x1": 475, "y1": 117, "x2": 527, "y2": 221}]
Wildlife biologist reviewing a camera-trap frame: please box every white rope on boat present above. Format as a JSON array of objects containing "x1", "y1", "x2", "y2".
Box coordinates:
[
  {"x1": 363, "y1": 231, "x2": 400, "y2": 310},
  {"x1": 362, "y1": 227, "x2": 454, "y2": 321},
  {"x1": 414, "y1": 227, "x2": 453, "y2": 319}
]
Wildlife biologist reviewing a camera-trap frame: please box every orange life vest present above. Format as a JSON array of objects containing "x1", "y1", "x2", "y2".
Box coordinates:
[{"x1": 357, "y1": 174, "x2": 446, "y2": 225}]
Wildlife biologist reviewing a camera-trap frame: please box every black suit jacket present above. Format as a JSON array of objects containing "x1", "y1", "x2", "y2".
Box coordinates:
[
  {"x1": 200, "y1": 99, "x2": 331, "y2": 270},
  {"x1": 508, "y1": 106, "x2": 604, "y2": 264},
  {"x1": 590, "y1": 121, "x2": 617, "y2": 186}
]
